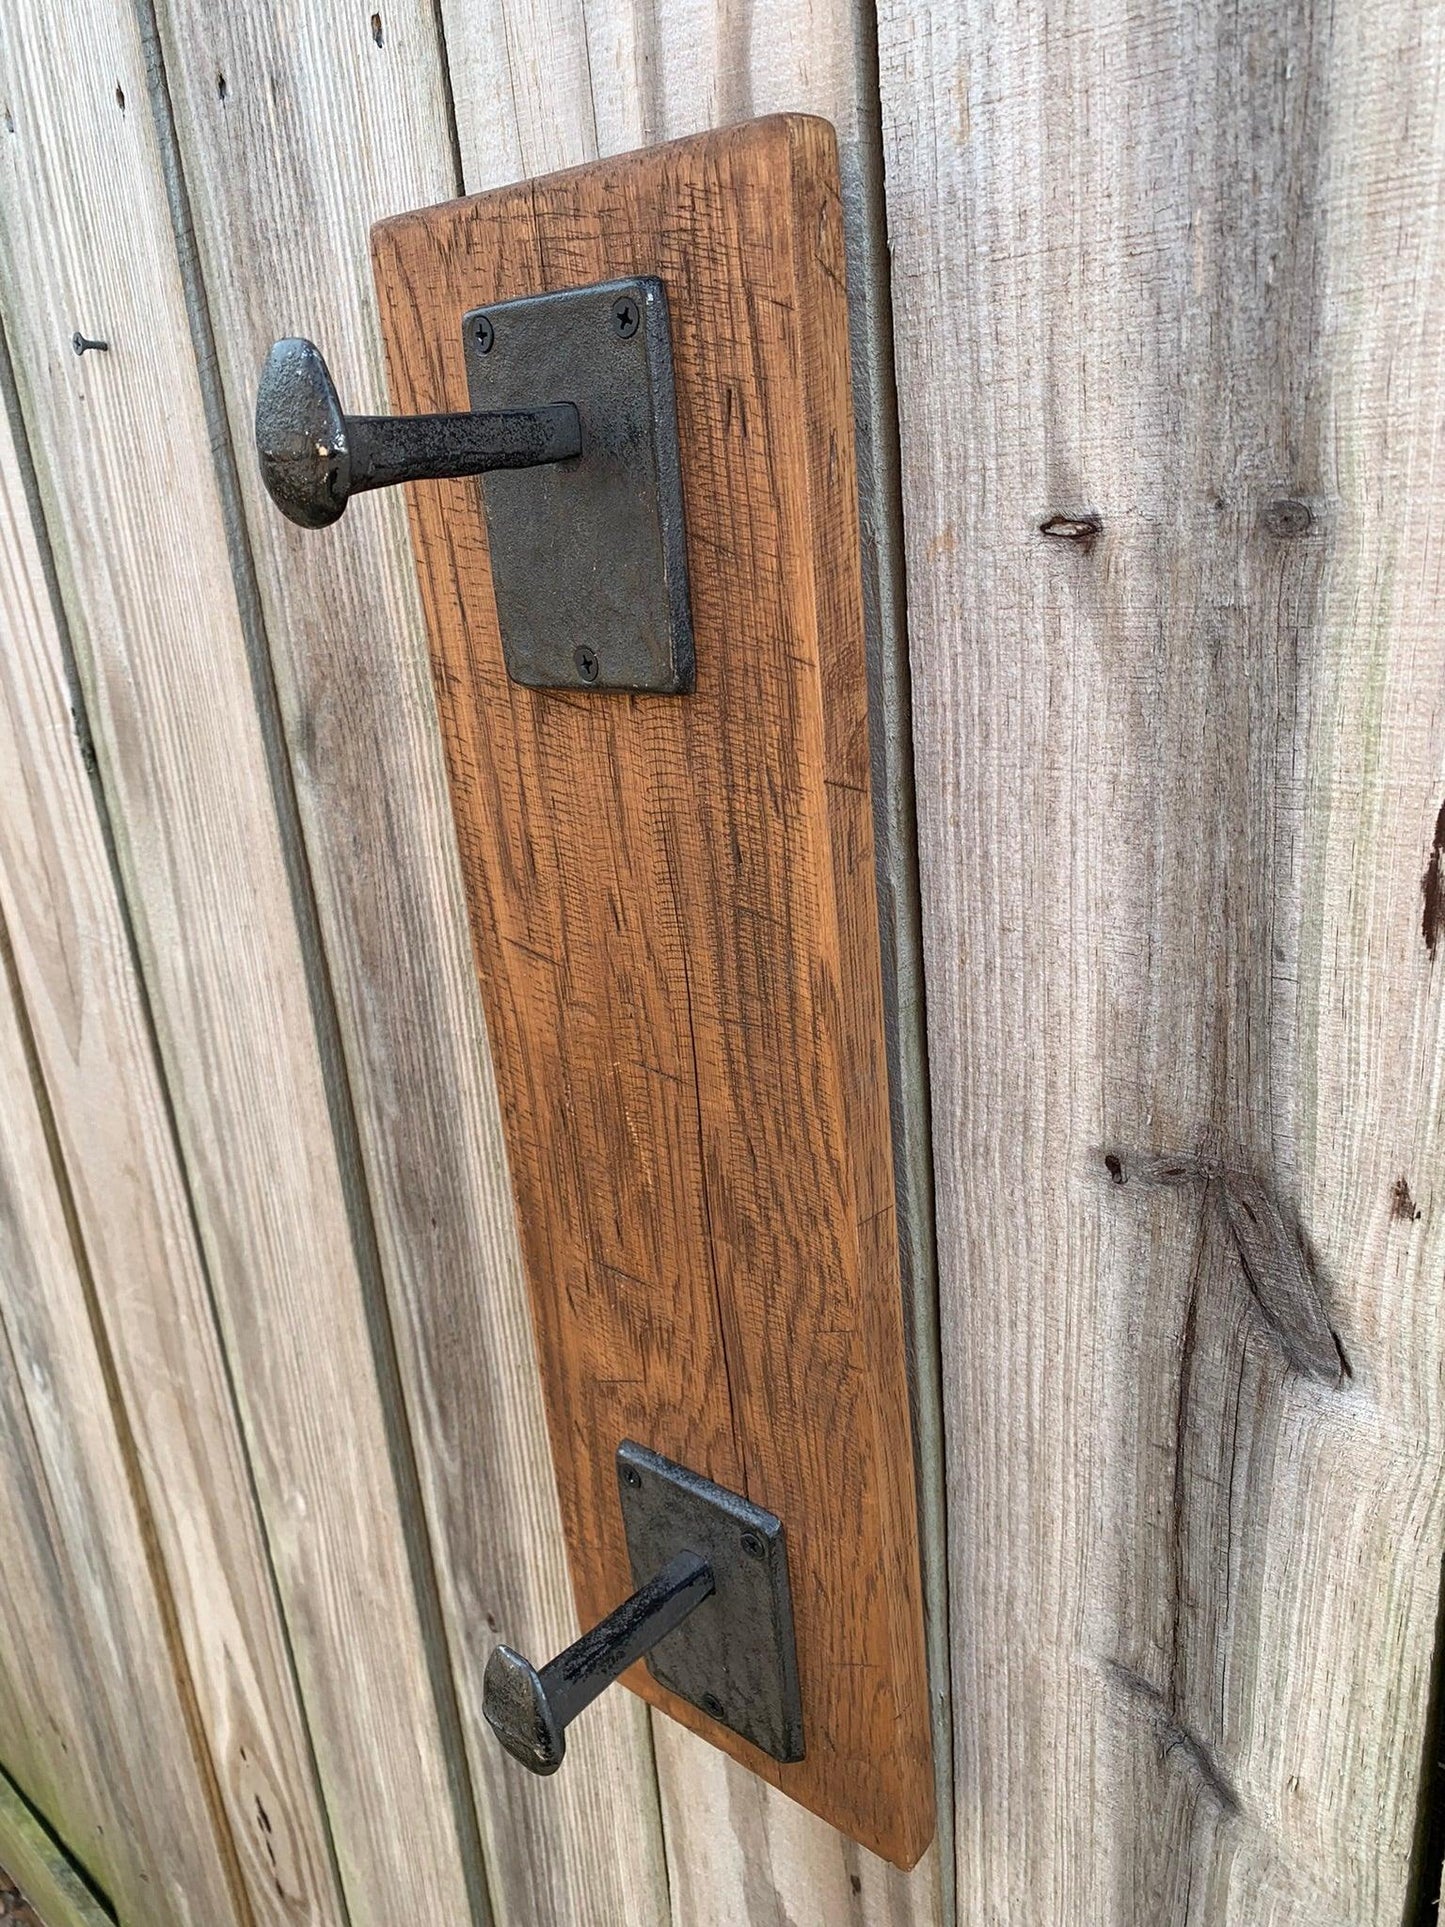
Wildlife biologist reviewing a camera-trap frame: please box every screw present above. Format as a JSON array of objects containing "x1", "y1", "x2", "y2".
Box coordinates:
[
  {"x1": 474, "y1": 315, "x2": 494, "y2": 353},
  {"x1": 622, "y1": 1464, "x2": 642, "y2": 1489},
  {"x1": 574, "y1": 644, "x2": 600, "y2": 683},
  {"x1": 72, "y1": 332, "x2": 109, "y2": 356},
  {"x1": 740, "y1": 1529, "x2": 765, "y2": 1560},
  {"x1": 612, "y1": 295, "x2": 640, "y2": 338},
  {"x1": 700, "y1": 1692, "x2": 725, "y2": 1720}
]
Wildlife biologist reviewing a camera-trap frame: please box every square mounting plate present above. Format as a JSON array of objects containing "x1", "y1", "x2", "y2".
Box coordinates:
[
  {"x1": 617, "y1": 1441, "x2": 804, "y2": 1762},
  {"x1": 461, "y1": 277, "x2": 694, "y2": 694}
]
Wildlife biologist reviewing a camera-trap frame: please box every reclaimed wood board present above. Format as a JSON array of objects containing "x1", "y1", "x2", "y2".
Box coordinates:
[
  {"x1": 373, "y1": 114, "x2": 933, "y2": 1868},
  {"x1": 434, "y1": 0, "x2": 949, "y2": 1909}
]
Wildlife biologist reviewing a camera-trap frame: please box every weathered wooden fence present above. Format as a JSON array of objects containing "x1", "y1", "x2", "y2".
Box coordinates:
[{"x1": 0, "y1": 0, "x2": 1441, "y2": 1920}]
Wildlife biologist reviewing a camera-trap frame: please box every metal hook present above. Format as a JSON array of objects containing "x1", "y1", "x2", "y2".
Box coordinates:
[{"x1": 254, "y1": 336, "x2": 580, "y2": 529}]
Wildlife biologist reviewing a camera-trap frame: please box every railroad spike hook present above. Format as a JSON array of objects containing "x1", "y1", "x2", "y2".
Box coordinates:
[{"x1": 254, "y1": 336, "x2": 581, "y2": 529}]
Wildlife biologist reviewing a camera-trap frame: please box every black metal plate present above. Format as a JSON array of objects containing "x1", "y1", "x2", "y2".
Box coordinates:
[
  {"x1": 617, "y1": 1442, "x2": 804, "y2": 1762},
  {"x1": 461, "y1": 277, "x2": 694, "y2": 693}
]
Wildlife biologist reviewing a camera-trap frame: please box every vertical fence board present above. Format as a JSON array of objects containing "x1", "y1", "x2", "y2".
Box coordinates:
[
  {"x1": 0, "y1": 4, "x2": 481, "y2": 1920},
  {"x1": 877, "y1": 0, "x2": 1445, "y2": 1919},
  {"x1": 146, "y1": 2, "x2": 672, "y2": 1920},
  {"x1": 0, "y1": 1190, "x2": 137, "y2": 1918},
  {"x1": 0, "y1": 334, "x2": 346, "y2": 1927},
  {"x1": 0, "y1": 934, "x2": 240, "y2": 1927}
]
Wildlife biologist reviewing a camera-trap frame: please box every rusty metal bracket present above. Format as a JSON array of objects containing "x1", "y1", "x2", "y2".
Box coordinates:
[
  {"x1": 616, "y1": 1441, "x2": 804, "y2": 1761},
  {"x1": 481, "y1": 1442, "x2": 803, "y2": 1775},
  {"x1": 462, "y1": 277, "x2": 694, "y2": 695}
]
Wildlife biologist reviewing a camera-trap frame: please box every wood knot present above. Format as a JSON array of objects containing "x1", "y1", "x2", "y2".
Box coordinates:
[{"x1": 1260, "y1": 497, "x2": 1313, "y2": 538}]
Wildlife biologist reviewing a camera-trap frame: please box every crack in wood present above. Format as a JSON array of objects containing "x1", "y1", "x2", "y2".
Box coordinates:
[
  {"x1": 1421, "y1": 799, "x2": 1445, "y2": 960},
  {"x1": 1110, "y1": 1665, "x2": 1243, "y2": 1817},
  {"x1": 1100, "y1": 1148, "x2": 1345, "y2": 1382}
]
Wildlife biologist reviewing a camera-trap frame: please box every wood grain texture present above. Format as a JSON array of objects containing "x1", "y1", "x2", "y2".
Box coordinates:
[
  {"x1": 877, "y1": 0, "x2": 1445, "y2": 1918},
  {"x1": 0, "y1": 1325, "x2": 124, "y2": 1920},
  {"x1": 0, "y1": 935, "x2": 241, "y2": 1927},
  {"x1": 146, "y1": 0, "x2": 671, "y2": 1917},
  {"x1": 0, "y1": 335, "x2": 346, "y2": 1927},
  {"x1": 373, "y1": 113, "x2": 932, "y2": 1869},
  {"x1": 0, "y1": 5, "x2": 481, "y2": 1920},
  {"x1": 438, "y1": 1, "x2": 949, "y2": 1910}
]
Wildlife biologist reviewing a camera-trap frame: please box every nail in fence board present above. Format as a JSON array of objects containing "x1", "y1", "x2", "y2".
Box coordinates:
[{"x1": 372, "y1": 114, "x2": 932, "y2": 1868}]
